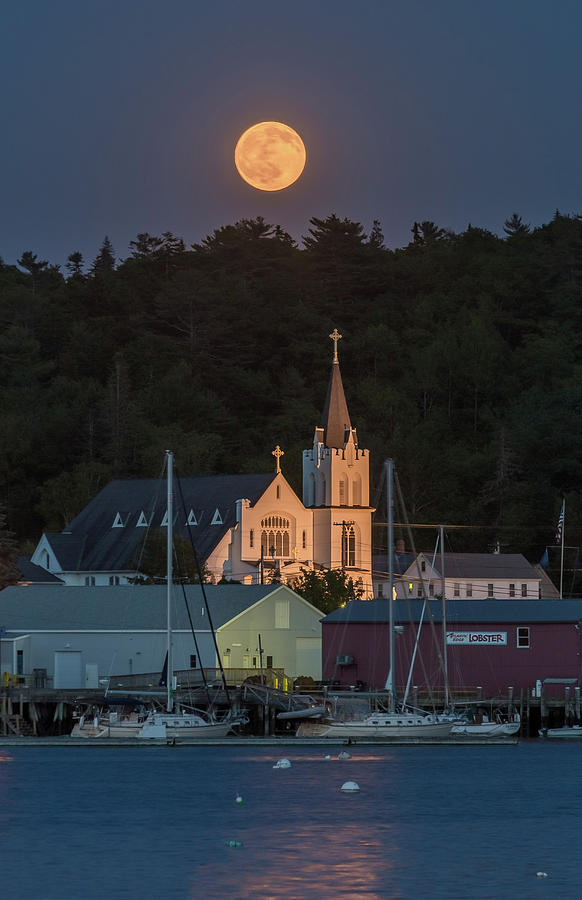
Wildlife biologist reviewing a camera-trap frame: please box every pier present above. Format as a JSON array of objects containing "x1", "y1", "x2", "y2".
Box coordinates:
[{"x1": 0, "y1": 670, "x2": 577, "y2": 741}]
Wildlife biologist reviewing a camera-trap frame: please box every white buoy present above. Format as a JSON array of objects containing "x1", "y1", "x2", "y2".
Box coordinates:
[
  {"x1": 536, "y1": 872, "x2": 548, "y2": 878},
  {"x1": 324, "y1": 754, "x2": 331, "y2": 760},
  {"x1": 340, "y1": 781, "x2": 360, "y2": 792},
  {"x1": 338, "y1": 751, "x2": 351, "y2": 760},
  {"x1": 235, "y1": 794, "x2": 243, "y2": 805},
  {"x1": 273, "y1": 758, "x2": 292, "y2": 769}
]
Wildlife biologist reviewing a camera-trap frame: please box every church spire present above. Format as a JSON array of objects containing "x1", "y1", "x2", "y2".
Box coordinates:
[{"x1": 321, "y1": 328, "x2": 353, "y2": 449}]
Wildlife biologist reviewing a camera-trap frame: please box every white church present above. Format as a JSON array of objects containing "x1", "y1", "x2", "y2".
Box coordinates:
[{"x1": 31, "y1": 331, "x2": 375, "y2": 595}]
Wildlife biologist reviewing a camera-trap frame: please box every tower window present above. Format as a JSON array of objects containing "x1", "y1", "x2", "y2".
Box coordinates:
[
  {"x1": 342, "y1": 525, "x2": 356, "y2": 567},
  {"x1": 302, "y1": 530, "x2": 306, "y2": 549},
  {"x1": 250, "y1": 529, "x2": 254, "y2": 548}
]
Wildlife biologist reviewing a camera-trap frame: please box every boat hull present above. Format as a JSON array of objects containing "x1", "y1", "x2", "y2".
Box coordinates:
[
  {"x1": 297, "y1": 720, "x2": 453, "y2": 738},
  {"x1": 451, "y1": 722, "x2": 520, "y2": 737},
  {"x1": 539, "y1": 726, "x2": 582, "y2": 739}
]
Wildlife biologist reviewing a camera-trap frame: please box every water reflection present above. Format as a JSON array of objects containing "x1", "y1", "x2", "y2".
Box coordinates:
[{"x1": 190, "y1": 821, "x2": 403, "y2": 899}]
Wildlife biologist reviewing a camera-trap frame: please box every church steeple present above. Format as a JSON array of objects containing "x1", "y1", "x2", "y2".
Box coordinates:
[{"x1": 321, "y1": 329, "x2": 354, "y2": 449}]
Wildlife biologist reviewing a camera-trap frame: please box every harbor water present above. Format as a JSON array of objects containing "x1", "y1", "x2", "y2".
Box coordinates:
[{"x1": 0, "y1": 741, "x2": 580, "y2": 899}]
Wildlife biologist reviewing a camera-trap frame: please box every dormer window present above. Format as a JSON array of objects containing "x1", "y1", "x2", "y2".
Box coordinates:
[
  {"x1": 136, "y1": 511, "x2": 151, "y2": 527},
  {"x1": 186, "y1": 509, "x2": 198, "y2": 526},
  {"x1": 112, "y1": 513, "x2": 125, "y2": 528},
  {"x1": 211, "y1": 509, "x2": 223, "y2": 525}
]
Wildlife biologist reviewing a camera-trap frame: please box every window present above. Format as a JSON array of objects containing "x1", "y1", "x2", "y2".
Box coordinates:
[
  {"x1": 249, "y1": 529, "x2": 254, "y2": 548},
  {"x1": 339, "y1": 478, "x2": 347, "y2": 506},
  {"x1": 261, "y1": 517, "x2": 290, "y2": 558},
  {"x1": 429, "y1": 583, "x2": 434, "y2": 597},
  {"x1": 276, "y1": 485, "x2": 280, "y2": 499},
  {"x1": 85, "y1": 576, "x2": 96, "y2": 586},
  {"x1": 211, "y1": 508, "x2": 223, "y2": 525},
  {"x1": 466, "y1": 583, "x2": 473, "y2": 597},
  {"x1": 417, "y1": 585, "x2": 423, "y2": 597},
  {"x1": 189, "y1": 654, "x2": 197, "y2": 668},
  {"x1": 509, "y1": 583, "x2": 515, "y2": 597},
  {"x1": 266, "y1": 655, "x2": 273, "y2": 668},
  {"x1": 488, "y1": 583, "x2": 494, "y2": 597},
  {"x1": 517, "y1": 626, "x2": 530, "y2": 648},
  {"x1": 17, "y1": 650, "x2": 23, "y2": 675},
  {"x1": 109, "y1": 575, "x2": 120, "y2": 586},
  {"x1": 408, "y1": 583, "x2": 413, "y2": 594},
  {"x1": 302, "y1": 530, "x2": 306, "y2": 549},
  {"x1": 275, "y1": 599, "x2": 290, "y2": 629},
  {"x1": 454, "y1": 583, "x2": 460, "y2": 597},
  {"x1": 421, "y1": 560, "x2": 426, "y2": 572},
  {"x1": 521, "y1": 583, "x2": 527, "y2": 597},
  {"x1": 378, "y1": 584, "x2": 384, "y2": 598},
  {"x1": 43, "y1": 549, "x2": 50, "y2": 570},
  {"x1": 342, "y1": 525, "x2": 356, "y2": 567}
]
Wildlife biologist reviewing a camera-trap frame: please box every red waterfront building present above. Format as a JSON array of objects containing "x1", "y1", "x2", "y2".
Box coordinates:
[{"x1": 322, "y1": 598, "x2": 582, "y2": 698}]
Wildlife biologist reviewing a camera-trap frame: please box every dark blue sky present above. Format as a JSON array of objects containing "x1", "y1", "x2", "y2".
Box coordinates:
[{"x1": 2, "y1": 0, "x2": 581, "y2": 269}]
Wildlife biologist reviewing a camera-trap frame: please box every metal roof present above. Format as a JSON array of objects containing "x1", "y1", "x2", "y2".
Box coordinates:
[
  {"x1": 323, "y1": 597, "x2": 582, "y2": 625},
  {"x1": 0, "y1": 584, "x2": 293, "y2": 631},
  {"x1": 409, "y1": 553, "x2": 538, "y2": 580},
  {"x1": 16, "y1": 557, "x2": 64, "y2": 584},
  {"x1": 43, "y1": 472, "x2": 276, "y2": 574}
]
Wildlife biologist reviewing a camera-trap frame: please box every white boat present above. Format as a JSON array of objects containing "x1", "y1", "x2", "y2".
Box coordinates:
[
  {"x1": 298, "y1": 711, "x2": 453, "y2": 739},
  {"x1": 451, "y1": 713, "x2": 521, "y2": 737},
  {"x1": 137, "y1": 709, "x2": 234, "y2": 740},
  {"x1": 71, "y1": 705, "x2": 148, "y2": 738},
  {"x1": 539, "y1": 725, "x2": 582, "y2": 739}
]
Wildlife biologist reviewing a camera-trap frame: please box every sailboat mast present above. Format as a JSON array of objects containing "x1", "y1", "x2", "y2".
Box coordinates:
[
  {"x1": 385, "y1": 459, "x2": 395, "y2": 712},
  {"x1": 166, "y1": 450, "x2": 173, "y2": 712},
  {"x1": 439, "y1": 524, "x2": 449, "y2": 709}
]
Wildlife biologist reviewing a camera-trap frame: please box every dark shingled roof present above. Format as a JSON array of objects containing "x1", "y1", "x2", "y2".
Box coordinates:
[
  {"x1": 417, "y1": 553, "x2": 537, "y2": 580},
  {"x1": 323, "y1": 598, "x2": 582, "y2": 625},
  {"x1": 321, "y1": 362, "x2": 353, "y2": 449},
  {"x1": 16, "y1": 557, "x2": 64, "y2": 584},
  {"x1": 44, "y1": 473, "x2": 276, "y2": 574},
  {"x1": 0, "y1": 584, "x2": 289, "y2": 630}
]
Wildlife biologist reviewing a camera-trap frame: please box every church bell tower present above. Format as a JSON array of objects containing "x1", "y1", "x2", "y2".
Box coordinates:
[{"x1": 302, "y1": 330, "x2": 374, "y2": 596}]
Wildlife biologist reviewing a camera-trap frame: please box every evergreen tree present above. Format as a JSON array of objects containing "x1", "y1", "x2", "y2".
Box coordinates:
[{"x1": 0, "y1": 505, "x2": 19, "y2": 589}]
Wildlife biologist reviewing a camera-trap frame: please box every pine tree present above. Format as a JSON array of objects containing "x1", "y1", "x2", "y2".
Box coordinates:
[{"x1": 0, "y1": 506, "x2": 19, "y2": 589}]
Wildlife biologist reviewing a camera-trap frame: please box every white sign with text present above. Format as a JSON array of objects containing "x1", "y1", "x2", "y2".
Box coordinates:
[{"x1": 446, "y1": 631, "x2": 507, "y2": 646}]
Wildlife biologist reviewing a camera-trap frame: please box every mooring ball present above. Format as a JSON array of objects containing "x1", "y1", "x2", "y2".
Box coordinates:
[
  {"x1": 235, "y1": 795, "x2": 243, "y2": 804},
  {"x1": 340, "y1": 781, "x2": 360, "y2": 792},
  {"x1": 273, "y1": 758, "x2": 292, "y2": 768},
  {"x1": 536, "y1": 872, "x2": 548, "y2": 878}
]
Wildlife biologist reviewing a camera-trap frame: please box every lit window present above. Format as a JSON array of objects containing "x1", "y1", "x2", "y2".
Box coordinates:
[
  {"x1": 517, "y1": 626, "x2": 530, "y2": 648},
  {"x1": 408, "y1": 583, "x2": 413, "y2": 594}
]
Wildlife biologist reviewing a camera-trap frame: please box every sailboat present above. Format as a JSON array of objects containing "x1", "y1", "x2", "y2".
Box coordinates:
[
  {"x1": 72, "y1": 451, "x2": 237, "y2": 741},
  {"x1": 298, "y1": 459, "x2": 454, "y2": 739}
]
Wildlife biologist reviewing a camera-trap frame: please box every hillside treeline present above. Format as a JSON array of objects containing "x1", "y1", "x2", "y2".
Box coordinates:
[{"x1": 2, "y1": 212, "x2": 582, "y2": 575}]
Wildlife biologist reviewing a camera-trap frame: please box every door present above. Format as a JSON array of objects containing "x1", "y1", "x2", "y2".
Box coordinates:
[
  {"x1": 85, "y1": 664, "x2": 98, "y2": 688},
  {"x1": 53, "y1": 651, "x2": 82, "y2": 688}
]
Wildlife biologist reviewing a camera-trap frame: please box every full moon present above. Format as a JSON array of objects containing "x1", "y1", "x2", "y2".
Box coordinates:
[{"x1": 234, "y1": 121, "x2": 306, "y2": 191}]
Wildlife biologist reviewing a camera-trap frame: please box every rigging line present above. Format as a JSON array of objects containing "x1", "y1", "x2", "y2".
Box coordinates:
[
  {"x1": 174, "y1": 464, "x2": 232, "y2": 707},
  {"x1": 172, "y1": 541, "x2": 214, "y2": 709},
  {"x1": 394, "y1": 467, "x2": 445, "y2": 710}
]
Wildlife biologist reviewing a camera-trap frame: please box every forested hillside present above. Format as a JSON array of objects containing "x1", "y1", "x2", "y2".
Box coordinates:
[{"x1": 2, "y1": 212, "x2": 582, "y2": 575}]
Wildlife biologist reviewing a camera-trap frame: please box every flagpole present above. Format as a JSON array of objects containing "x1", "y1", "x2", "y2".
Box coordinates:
[{"x1": 560, "y1": 499, "x2": 565, "y2": 599}]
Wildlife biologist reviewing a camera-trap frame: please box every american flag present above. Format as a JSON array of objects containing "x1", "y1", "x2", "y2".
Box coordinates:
[{"x1": 555, "y1": 500, "x2": 565, "y2": 544}]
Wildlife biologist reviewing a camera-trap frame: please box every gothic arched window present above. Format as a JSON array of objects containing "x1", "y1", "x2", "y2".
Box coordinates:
[{"x1": 342, "y1": 525, "x2": 356, "y2": 568}]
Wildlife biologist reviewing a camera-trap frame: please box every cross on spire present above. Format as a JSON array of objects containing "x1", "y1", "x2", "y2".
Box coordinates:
[
  {"x1": 272, "y1": 444, "x2": 284, "y2": 473},
  {"x1": 329, "y1": 328, "x2": 342, "y2": 363}
]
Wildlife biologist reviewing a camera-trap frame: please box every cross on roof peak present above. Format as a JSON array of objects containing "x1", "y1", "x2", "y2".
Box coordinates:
[
  {"x1": 272, "y1": 444, "x2": 284, "y2": 473},
  {"x1": 329, "y1": 328, "x2": 342, "y2": 363}
]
